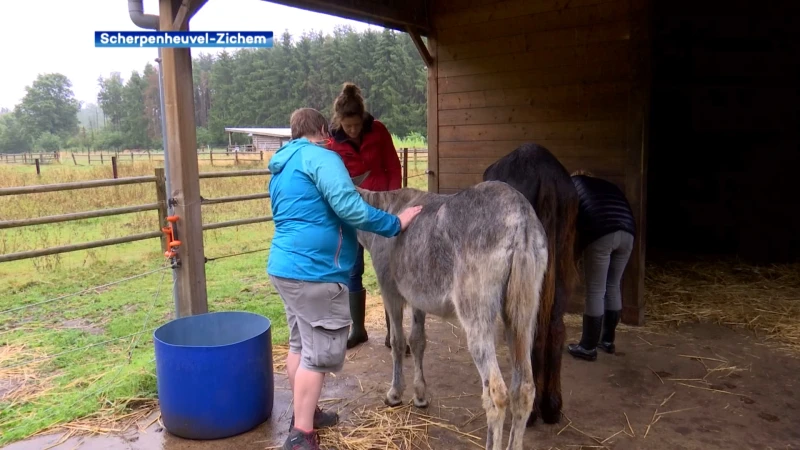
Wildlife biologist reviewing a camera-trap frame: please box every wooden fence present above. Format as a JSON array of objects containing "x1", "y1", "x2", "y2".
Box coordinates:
[
  {"x1": 0, "y1": 146, "x2": 428, "y2": 263},
  {"x1": 2, "y1": 148, "x2": 427, "y2": 184},
  {"x1": 62, "y1": 148, "x2": 427, "y2": 166},
  {"x1": 0, "y1": 168, "x2": 273, "y2": 264},
  {"x1": 0, "y1": 152, "x2": 60, "y2": 165}
]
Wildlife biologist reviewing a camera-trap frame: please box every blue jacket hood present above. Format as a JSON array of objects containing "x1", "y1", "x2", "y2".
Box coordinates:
[{"x1": 268, "y1": 138, "x2": 307, "y2": 175}]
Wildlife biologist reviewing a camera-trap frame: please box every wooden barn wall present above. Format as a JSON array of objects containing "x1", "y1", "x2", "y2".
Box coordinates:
[
  {"x1": 431, "y1": 0, "x2": 648, "y2": 193},
  {"x1": 429, "y1": 0, "x2": 651, "y2": 324},
  {"x1": 647, "y1": 0, "x2": 800, "y2": 264},
  {"x1": 252, "y1": 135, "x2": 287, "y2": 151}
]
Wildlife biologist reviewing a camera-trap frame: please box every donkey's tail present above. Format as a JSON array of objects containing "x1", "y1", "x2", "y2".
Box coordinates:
[{"x1": 504, "y1": 219, "x2": 547, "y2": 358}]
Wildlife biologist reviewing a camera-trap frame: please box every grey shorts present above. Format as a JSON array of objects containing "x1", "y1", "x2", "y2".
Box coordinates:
[{"x1": 269, "y1": 275, "x2": 351, "y2": 373}]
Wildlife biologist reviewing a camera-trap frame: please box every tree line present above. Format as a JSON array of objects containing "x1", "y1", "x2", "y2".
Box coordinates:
[{"x1": 0, "y1": 26, "x2": 428, "y2": 154}]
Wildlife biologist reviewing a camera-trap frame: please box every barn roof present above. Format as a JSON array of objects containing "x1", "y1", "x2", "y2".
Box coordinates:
[
  {"x1": 224, "y1": 127, "x2": 292, "y2": 138},
  {"x1": 263, "y1": 0, "x2": 431, "y2": 35}
]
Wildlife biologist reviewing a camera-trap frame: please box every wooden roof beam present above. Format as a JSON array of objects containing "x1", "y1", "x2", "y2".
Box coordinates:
[
  {"x1": 173, "y1": 0, "x2": 208, "y2": 30},
  {"x1": 408, "y1": 27, "x2": 432, "y2": 68},
  {"x1": 264, "y1": 0, "x2": 430, "y2": 35}
]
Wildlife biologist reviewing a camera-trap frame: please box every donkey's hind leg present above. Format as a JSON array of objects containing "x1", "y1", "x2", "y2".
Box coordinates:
[
  {"x1": 461, "y1": 313, "x2": 507, "y2": 450},
  {"x1": 503, "y1": 316, "x2": 535, "y2": 450},
  {"x1": 409, "y1": 307, "x2": 429, "y2": 408}
]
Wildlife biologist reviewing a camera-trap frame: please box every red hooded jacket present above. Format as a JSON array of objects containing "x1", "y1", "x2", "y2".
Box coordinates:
[{"x1": 328, "y1": 114, "x2": 402, "y2": 192}]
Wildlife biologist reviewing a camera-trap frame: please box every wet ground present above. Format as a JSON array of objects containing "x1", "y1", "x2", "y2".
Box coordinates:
[{"x1": 5, "y1": 311, "x2": 800, "y2": 450}]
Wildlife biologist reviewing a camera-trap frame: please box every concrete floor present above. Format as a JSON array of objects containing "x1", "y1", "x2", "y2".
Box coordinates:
[{"x1": 5, "y1": 315, "x2": 800, "y2": 450}]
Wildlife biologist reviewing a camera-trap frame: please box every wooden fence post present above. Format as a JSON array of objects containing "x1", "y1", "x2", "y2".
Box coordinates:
[
  {"x1": 101, "y1": 153, "x2": 104, "y2": 165},
  {"x1": 210, "y1": 150, "x2": 213, "y2": 166},
  {"x1": 402, "y1": 147, "x2": 408, "y2": 187},
  {"x1": 235, "y1": 151, "x2": 239, "y2": 166},
  {"x1": 112, "y1": 156, "x2": 118, "y2": 179},
  {"x1": 35, "y1": 159, "x2": 41, "y2": 176},
  {"x1": 155, "y1": 168, "x2": 168, "y2": 253}
]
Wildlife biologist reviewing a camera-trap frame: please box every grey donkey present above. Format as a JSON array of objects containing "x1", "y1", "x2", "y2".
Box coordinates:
[{"x1": 355, "y1": 181, "x2": 549, "y2": 450}]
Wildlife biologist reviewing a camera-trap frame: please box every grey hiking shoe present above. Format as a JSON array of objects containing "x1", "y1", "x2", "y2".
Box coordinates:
[
  {"x1": 289, "y1": 406, "x2": 339, "y2": 431},
  {"x1": 282, "y1": 428, "x2": 321, "y2": 450}
]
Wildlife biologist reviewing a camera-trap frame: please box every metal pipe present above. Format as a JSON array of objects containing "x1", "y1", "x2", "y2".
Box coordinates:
[
  {"x1": 127, "y1": 0, "x2": 181, "y2": 317},
  {"x1": 128, "y1": 0, "x2": 160, "y2": 30},
  {"x1": 155, "y1": 50, "x2": 180, "y2": 317}
]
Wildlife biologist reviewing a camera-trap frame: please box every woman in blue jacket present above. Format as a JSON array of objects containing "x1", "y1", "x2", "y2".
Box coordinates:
[{"x1": 267, "y1": 108, "x2": 422, "y2": 450}]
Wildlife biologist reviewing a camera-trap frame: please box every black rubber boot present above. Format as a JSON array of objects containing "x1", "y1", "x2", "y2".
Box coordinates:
[
  {"x1": 567, "y1": 315, "x2": 603, "y2": 361},
  {"x1": 598, "y1": 309, "x2": 620, "y2": 354},
  {"x1": 384, "y1": 310, "x2": 411, "y2": 355},
  {"x1": 346, "y1": 290, "x2": 368, "y2": 349}
]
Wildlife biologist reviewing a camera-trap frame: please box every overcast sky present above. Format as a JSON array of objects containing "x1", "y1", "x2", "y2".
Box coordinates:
[{"x1": 0, "y1": 0, "x2": 380, "y2": 111}]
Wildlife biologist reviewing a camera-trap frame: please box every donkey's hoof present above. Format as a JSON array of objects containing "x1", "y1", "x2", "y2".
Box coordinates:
[
  {"x1": 384, "y1": 394, "x2": 403, "y2": 407},
  {"x1": 539, "y1": 394, "x2": 562, "y2": 424},
  {"x1": 413, "y1": 397, "x2": 429, "y2": 409}
]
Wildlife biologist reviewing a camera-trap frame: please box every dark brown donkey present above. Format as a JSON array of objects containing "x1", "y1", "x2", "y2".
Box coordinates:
[{"x1": 483, "y1": 143, "x2": 580, "y2": 426}]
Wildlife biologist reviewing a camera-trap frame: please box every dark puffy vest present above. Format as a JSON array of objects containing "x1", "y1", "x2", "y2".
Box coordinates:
[{"x1": 572, "y1": 175, "x2": 636, "y2": 250}]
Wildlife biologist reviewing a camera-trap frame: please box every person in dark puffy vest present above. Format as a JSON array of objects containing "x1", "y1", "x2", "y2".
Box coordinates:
[{"x1": 567, "y1": 170, "x2": 636, "y2": 361}]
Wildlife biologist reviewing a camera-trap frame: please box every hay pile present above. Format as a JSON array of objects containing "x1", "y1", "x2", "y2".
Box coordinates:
[
  {"x1": 645, "y1": 259, "x2": 800, "y2": 352},
  {"x1": 0, "y1": 344, "x2": 55, "y2": 408},
  {"x1": 318, "y1": 403, "x2": 482, "y2": 450},
  {"x1": 35, "y1": 397, "x2": 160, "y2": 447}
]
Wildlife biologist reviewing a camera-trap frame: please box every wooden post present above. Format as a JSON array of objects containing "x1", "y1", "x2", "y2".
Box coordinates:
[
  {"x1": 426, "y1": 26, "x2": 439, "y2": 193},
  {"x1": 131, "y1": 153, "x2": 135, "y2": 162},
  {"x1": 35, "y1": 159, "x2": 40, "y2": 176},
  {"x1": 620, "y1": 0, "x2": 652, "y2": 326},
  {"x1": 160, "y1": 0, "x2": 208, "y2": 318},
  {"x1": 71, "y1": 153, "x2": 77, "y2": 165},
  {"x1": 402, "y1": 147, "x2": 408, "y2": 187},
  {"x1": 155, "y1": 168, "x2": 168, "y2": 253},
  {"x1": 210, "y1": 150, "x2": 213, "y2": 166},
  {"x1": 101, "y1": 153, "x2": 104, "y2": 165},
  {"x1": 112, "y1": 156, "x2": 118, "y2": 179},
  {"x1": 235, "y1": 151, "x2": 239, "y2": 165}
]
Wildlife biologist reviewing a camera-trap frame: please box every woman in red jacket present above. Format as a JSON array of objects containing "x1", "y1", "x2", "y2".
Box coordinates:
[{"x1": 328, "y1": 82, "x2": 402, "y2": 350}]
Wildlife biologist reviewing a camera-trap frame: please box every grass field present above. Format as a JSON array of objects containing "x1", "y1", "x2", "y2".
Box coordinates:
[{"x1": 0, "y1": 147, "x2": 429, "y2": 446}]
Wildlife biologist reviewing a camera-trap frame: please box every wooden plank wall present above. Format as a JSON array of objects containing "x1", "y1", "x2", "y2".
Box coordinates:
[
  {"x1": 253, "y1": 135, "x2": 285, "y2": 151},
  {"x1": 432, "y1": 0, "x2": 642, "y2": 193},
  {"x1": 429, "y1": 0, "x2": 651, "y2": 324}
]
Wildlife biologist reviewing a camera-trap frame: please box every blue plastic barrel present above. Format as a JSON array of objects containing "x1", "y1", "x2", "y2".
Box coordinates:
[{"x1": 153, "y1": 311, "x2": 274, "y2": 440}]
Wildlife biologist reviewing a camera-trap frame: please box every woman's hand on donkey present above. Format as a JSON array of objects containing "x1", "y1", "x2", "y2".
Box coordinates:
[{"x1": 398, "y1": 206, "x2": 423, "y2": 231}]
